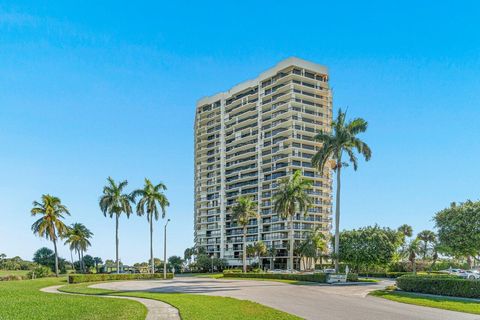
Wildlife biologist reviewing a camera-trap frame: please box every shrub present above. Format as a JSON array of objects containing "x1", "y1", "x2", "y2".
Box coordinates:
[
  {"x1": 396, "y1": 275, "x2": 480, "y2": 298},
  {"x1": 358, "y1": 272, "x2": 403, "y2": 278},
  {"x1": 223, "y1": 272, "x2": 328, "y2": 283},
  {"x1": 27, "y1": 266, "x2": 52, "y2": 279},
  {"x1": 68, "y1": 273, "x2": 174, "y2": 284},
  {"x1": 223, "y1": 269, "x2": 243, "y2": 274},
  {"x1": 347, "y1": 273, "x2": 358, "y2": 282},
  {"x1": 0, "y1": 275, "x2": 26, "y2": 281}
]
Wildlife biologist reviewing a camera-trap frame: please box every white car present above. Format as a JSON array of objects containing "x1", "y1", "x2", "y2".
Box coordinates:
[
  {"x1": 319, "y1": 268, "x2": 336, "y2": 274},
  {"x1": 269, "y1": 269, "x2": 284, "y2": 274},
  {"x1": 465, "y1": 270, "x2": 480, "y2": 280},
  {"x1": 441, "y1": 268, "x2": 468, "y2": 278}
]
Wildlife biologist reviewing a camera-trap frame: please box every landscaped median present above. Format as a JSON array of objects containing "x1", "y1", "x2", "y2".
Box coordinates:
[
  {"x1": 370, "y1": 274, "x2": 480, "y2": 315},
  {"x1": 68, "y1": 273, "x2": 174, "y2": 284},
  {"x1": 222, "y1": 270, "x2": 359, "y2": 283}
]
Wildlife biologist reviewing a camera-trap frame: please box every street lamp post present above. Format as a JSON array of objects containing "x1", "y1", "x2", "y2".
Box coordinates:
[
  {"x1": 163, "y1": 218, "x2": 170, "y2": 280},
  {"x1": 211, "y1": 255, "x2": 214, "y2": 273}
]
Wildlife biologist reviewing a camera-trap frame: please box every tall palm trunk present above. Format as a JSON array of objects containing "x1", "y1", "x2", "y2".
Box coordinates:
[
  {"x1": 70, "y1": 250, "x2": 74, "y2": 269},
  {"x1": 289, "y1": 215, "x2": 294, "y2": 270},
  {"x1": 53, "y1": 238, "x2": 59, "y2": 277},
  {"x1": 78, "y1": 250, "x2": 82, "y2": 273},
  {"x1": 150, "y1": 214, "x2": 154, "y2": 274},
  {"x1": 116, "y1": 214, "x2": 120, "y2": 274},
  {"x1": 334, "y1": 164, "x2": 341, "y2": 273},
  {"x1": 81, "y1": 251, "x2": 85, "y2": 273},
  {"x1": 243, "y1": 226, "x2": 247, "y2": 273}
]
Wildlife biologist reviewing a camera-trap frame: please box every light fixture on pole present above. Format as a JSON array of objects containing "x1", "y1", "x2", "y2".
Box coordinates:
[{"x1": 163, "y1": 218, "x2": 170, "y2": 280}]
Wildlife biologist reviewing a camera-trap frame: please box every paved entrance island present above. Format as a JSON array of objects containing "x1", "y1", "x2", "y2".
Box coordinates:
[{"x1": 92, "y1": 277, "x2": 478, "y2": 320}]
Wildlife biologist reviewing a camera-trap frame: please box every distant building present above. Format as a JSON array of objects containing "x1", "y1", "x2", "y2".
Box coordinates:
[{"x1": 194, "y1": 58, "x2": 333, "y2": 269}]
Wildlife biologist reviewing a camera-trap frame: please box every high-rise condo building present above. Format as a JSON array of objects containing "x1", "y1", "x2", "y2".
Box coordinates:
[{"x1": 194, "y1": 57, "x2": 333, "y2": 269}]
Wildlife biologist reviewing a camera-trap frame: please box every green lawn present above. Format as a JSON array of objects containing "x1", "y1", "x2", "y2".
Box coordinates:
[
  {"x1": 370, "y1": 289, "x2": 480, "y2": 315},
  {"x1": 183, "y1": 273, "x2": 224, "y2": 279},
  {"x1": 0, "y1": 278, "x2": 146, "y2": 320},
  {"x1": 60, "y1": 282, "x2": 301, "y2": 320}
]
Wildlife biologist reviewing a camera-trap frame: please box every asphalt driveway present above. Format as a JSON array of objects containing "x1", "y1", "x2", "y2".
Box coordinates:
[{"x1": 93, "y1": 277, "x2": 480, "y2": 320}]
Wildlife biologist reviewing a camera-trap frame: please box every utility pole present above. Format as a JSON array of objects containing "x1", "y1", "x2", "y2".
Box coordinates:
[{"x1": 163, "y1": 219, "x2": 170, "y2": 280}]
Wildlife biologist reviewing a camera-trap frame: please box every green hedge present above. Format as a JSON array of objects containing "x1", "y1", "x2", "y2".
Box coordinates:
[
  {"x1": 347, "y1": 273, "x2": 359, "y2": 282},
  {"x1": 359, "y1": 271, "x2": 450, "y2": 278},
  {"x1": 223, "y1": 269, "x2": 243, "y2": 274},
  {"x1": 223, "y1": 272, "x2": 328, "y2": 283},
  {"x1": 396, "y1": 275, "x2": 480, "y2": 298},
  {"x1": 358, "y1": 272, "x2": 411, "y2": 278},
  {"x1": 68, "y1": 273, "x2": 174, "y2": 284}
]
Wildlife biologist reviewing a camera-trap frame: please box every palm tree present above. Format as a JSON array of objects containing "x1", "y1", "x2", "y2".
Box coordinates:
[
  {"x1": 93, "y1": 257, "x2": 103, "y2": 273},
  {"x1": 273, "y1": 170, "x2": 312, "y2": 271},
  {"x1": 246, "y1": 244, "x2": 256, "y2": 266},
  {"x1": 406, "y1": 238, "x2": 421, "y2": 274},
  {"x1": 184, "y1": 247, "x2": 194, "y2": 266},
  {"x1": 298, "y1": 227, "x2": 326, "y2": 270},
  {"x1": 231, "y1": 196, "x2": 258, "y2": 273},
  {"x1": 31, "y1": 194, "x2": 70, "y2": 277},
  {"x1": 131, "y1": 178, "x2": 169, "y2": 274},
  {"x1": 64, "y1": 223, "x2": 93, "y2": 273},
  {"x1": 312, "y1": 109, "x2": 371, "y2": 272},
  {"x1": 267, "y1": 246, "x2": 277, "y2": 270},
  {"x1": 254, "y1": 241, "x2": 267, "y2": 270},
  {"x1": 99, "y1": 177, "x2": 134, "y2": 273},
  {"x1": 398, "y1": 224, "x2": 413, "y2": 238},
  {"x1": 416, "y1": 230, "x2": 436, "y2": 259}
]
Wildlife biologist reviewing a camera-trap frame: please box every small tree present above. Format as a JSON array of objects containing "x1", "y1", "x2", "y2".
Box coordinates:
[
  {"x1": 406, "y1": 238, "x2": 421, "y2": 274},
  {"x1": 231, "y1": 196, "x2": 258, "y2": 273},
  {"x1": 416, "y1": 230, "x2": 436, "y2": 259},
  {"x1": 267, "y1": 246, "x2": 277, "y2": 270},
  {"x1": 31, "y1": 195, "x2": 70, "y2": 276},
  {"x1": 254, "y1": 241, "x2": 267, "y2": 270},
  {"x1": 273, "y1": 170, "x2": 312, "y2": 271},
  {"x1": 434, "y1": 201, "x2": 480, "y2": 268},
  {"x1": 168, "y1": 256, "x2": 184, "y2": 273},
  {"x1": 93, "y1": 257, "x2": 103, "y2": 273},
  {"x1": 338, "y1": 226, "x2": 397, "y2": 272}
]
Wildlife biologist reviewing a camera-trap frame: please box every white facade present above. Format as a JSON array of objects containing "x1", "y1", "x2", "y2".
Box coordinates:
[{"x1": 194, "y1": 57, "x2": 333, "y2": 268}]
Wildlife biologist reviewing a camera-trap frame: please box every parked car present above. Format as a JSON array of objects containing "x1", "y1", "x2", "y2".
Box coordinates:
[
  {"x1": 285, "y1": 269, "x2": 299, "y2": 274},
  {"x1": 465, "y1": 270, "x2": 480, "y2": 280},
  {"x1": 322, "y1": 268, "x2": 336, "y2": 274},
  {"x1": 268, "y1": 269, "x2": 284, "y2": 274},
  {"x1": 440, "y1": 268, "x2": 468, "y2": 278}
]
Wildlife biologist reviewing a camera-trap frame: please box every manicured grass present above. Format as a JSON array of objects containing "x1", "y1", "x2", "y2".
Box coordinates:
[
  {"x1": 60, "y1": 282, "x2": 301, "y2": 320},
  {"x1": 0, "y1": 277, "x2": 146, "y2": 320},
  {"x1": 357, "y1": 278, "x2": 380, "y2": 283},
  {"x1": 0, "y1": 270, "x2": 29, "y2": 277},
  {"x1": 185, "y1": 273, "x2": 224, "y2": 279},
  {"x1": 370, "y1": 289, "x2": 480, "y2": 315}
]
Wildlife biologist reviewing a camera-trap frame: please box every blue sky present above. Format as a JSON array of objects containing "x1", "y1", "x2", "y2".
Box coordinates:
[{"x1": 1, "y1": 1, "x2": 479, "y2": 264}]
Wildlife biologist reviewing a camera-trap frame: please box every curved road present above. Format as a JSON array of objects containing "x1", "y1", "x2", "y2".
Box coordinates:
[{"x1": 93, "y1": 277, "x2": 479, "y2": 320}]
